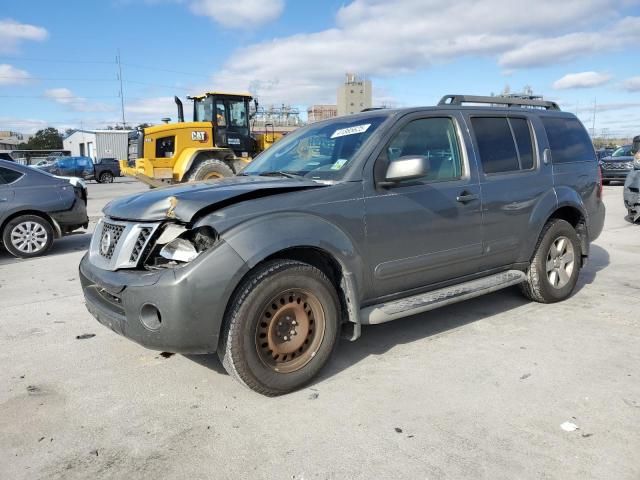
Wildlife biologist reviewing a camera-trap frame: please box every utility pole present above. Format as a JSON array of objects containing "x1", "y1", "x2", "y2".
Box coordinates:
[
  {"x1": 116, "y1": 49, "x2": 126, "y2": 128},
  {"x1": 592, "y1": 98, "x2": 597, "y2": 137}
]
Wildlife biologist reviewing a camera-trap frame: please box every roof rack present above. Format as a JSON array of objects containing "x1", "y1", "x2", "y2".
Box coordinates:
[{"x1": 438, "y1": 94, "x2": 561, "y2": 111}]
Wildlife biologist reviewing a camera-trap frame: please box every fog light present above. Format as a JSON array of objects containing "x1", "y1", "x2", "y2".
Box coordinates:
[{"x1": 140, "y1": 303, "x2": 162, "y2": 330}]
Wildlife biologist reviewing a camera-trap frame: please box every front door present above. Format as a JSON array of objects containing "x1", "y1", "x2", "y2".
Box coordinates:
[
  {"x1": 0, "y1": 167, "x2": 17, "y2": 221},
  {"x1": 214, "y1": 97, "x2": 252, "y2": 156},
  {"x1": 363, "y1": 114, "x2": 484, "y2": 300}
]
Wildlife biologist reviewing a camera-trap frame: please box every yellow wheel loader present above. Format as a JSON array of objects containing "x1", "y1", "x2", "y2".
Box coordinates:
[{"x1": 121, "y1": 92, "x2": 284, "y2": 186}]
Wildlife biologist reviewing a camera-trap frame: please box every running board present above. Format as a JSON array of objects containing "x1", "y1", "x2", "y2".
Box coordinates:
[{"x1": 361, "y1": 270, "x2": 526, "y2": 325}]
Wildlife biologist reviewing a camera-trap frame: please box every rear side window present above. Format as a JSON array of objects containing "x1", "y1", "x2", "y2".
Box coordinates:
[
  {"x1": 0, "y1": 166, "x2": 23, "y2": 184},
  {"x1": 471, "y1": 117, "x2": 535, "y2": 174},
  {"x1": 542, "y1": 117, "x2": 595, "y2": 163}
]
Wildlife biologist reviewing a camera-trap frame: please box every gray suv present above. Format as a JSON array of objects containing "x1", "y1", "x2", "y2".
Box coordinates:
[{"x1": 80, "y1": 95, "x2": 605, "y2": 395}]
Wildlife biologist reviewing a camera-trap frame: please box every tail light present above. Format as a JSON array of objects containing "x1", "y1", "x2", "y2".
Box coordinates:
[{"x1": 597, "y1": 164, "x2": 603, "y2": 199}]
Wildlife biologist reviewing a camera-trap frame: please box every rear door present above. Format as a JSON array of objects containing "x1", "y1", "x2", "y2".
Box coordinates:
[
  {"x1": 76, "y1": 157, "x2": 94, "y2": 179},
  {"x1": 464, "y1": 113, "x2": 553, "y2": 269},
  {"x1": 363, "y1": 112, "x2": 484, "y2": 300},
  {"x1": 56, "y1": 157, "x2": 76, "y2": 176}
]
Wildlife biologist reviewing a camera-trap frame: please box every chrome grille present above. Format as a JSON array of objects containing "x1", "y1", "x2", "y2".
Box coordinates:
[
  {"x1": 89, "y1": 219, "x2": 159, "y2": 271},
  {"x1": 602, "y1": 162, "x2": 632, "y2": 170},
  {"x1": 129, "y1": 227, "x2": 153, "y2": 263},
  {"x1": 99, "y1": 222, "x2": 125, "y2": 260}
]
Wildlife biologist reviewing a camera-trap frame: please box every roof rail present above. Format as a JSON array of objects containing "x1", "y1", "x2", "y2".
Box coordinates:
[{"x1": 438, "y1": 94, "x2": 561, "y2": 111}]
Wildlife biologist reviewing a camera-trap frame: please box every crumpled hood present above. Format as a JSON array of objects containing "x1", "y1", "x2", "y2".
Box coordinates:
[{"x1": 103, "y1": 176, "x2": 326, "y2": 222}]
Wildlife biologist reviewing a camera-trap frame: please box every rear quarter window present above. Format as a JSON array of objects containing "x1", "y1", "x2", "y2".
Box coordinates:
[
  {"x1": 542, "y1": 117, "x2": 595, "y2": 163},
  {"x1": 0, "y1": 166, "x2": 24, "y2": 184}
]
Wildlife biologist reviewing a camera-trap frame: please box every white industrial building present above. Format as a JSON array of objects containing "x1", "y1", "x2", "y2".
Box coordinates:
[
  {"x1": 337, "y1": 73, "x2": 372, "y2": 116},
  {"x1": 63, "y1": 130, "x2": 132, "y2": 161}
]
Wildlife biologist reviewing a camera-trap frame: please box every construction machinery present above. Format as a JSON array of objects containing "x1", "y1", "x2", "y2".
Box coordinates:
[{"x1": 121, "y1": 92, "x2": 285, "y2": 186}]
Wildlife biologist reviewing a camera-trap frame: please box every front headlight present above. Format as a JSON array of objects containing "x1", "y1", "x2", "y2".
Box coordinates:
[{"x1": 146, "y1": 224, "x2": 219, "y2": 269}]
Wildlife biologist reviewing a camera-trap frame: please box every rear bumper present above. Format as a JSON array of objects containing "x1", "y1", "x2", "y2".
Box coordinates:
[
  {"x1": 79, "y1": 241, "x2": 249, "y2": 354},
  {"x1": 51, "y1": 198, "x2": 89, "y2": 232}
]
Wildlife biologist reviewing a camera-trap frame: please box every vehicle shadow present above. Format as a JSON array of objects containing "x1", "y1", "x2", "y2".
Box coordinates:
[
  {"x1": 575, "y1": 244, "x2": 609, "y2": 291},
  {"x1": 182, "y1": 247, "x2": 611, "y2": 385},
  {"x1": 0, "y1": 232, "x2": 91, "y2": 266}
]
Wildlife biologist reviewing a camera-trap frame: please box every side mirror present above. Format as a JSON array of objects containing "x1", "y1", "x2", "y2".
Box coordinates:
[{"x1": 379, "y1": 156, "x2": 429, "y2": 187}]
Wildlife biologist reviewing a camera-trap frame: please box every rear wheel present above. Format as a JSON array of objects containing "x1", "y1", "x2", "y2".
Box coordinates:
[
  {"x1": 98, "y1": 171, "x2": 114, "y2": 183},
  {"x1": 218, "y1": 260, "x2": 340, "y2": 396},
  {"x1": 2, "y1": 215, "x2": 54, "y2": 258},
  {"x1": 186, "y1": 158, "x2": 233, "y2": 182},
  {"x1": 520, "y1": 219, "x2": 581, "y2": 303}
]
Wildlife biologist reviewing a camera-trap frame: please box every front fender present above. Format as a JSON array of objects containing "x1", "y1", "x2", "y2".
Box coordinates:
[{"x1": 220, "y1": 212, "x2": 366, "y2": 322}]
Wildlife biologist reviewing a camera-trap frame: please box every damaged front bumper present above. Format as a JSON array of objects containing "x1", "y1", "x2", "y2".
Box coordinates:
[
  {"x1": 624, "y1": 170, "x2": 640, "y2": 222},
  {"x1": 79, "y1": 240, "x2": 250, "y2": 354}
]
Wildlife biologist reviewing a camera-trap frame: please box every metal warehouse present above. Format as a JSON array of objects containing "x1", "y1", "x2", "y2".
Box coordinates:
[{"x1": 63, "y1": 129, "x2": 132, "y2": 161}]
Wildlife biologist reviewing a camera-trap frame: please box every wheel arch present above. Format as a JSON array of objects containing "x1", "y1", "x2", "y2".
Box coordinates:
[
  {"x1": 220, "y1": 214, "x2": 366, "y2": 339},
  {"x1": 1, "y1": 209, "x2": 60, "y2": 240},
  {"x1": 175, "y1": 147, "x2": 234, "y2": 181}
]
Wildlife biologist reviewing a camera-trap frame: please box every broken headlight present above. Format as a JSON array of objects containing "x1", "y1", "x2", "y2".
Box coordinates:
[{"x1": 146, "y1": 224, "x2": 219, "y2": 269}]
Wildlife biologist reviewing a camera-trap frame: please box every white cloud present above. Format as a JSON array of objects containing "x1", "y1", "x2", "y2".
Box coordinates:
[
  {"x1": 207, "y1": 0, "x2": 640, "y2": 105},
  {"x1": 44, "y1": 88, "x2": 113, "y2": 113},
  {"x1": 553, "y1": 71, "x2": 612, "y2": 90},
  {"x1": 0, "y1": 64, "x2": 31, "y2": 85},
  {"x1": 188, "y1": 0, "x2": 284, "y2": 27},
  {"x1": 126, "y1": 96, "x2": 176, "y2": 122},
  {"x1": 622, "y1": 76, "x2": 640, "y2": 92},
  {"x1": 0, "y1": 19, "x2": 48, "y2": 53}
]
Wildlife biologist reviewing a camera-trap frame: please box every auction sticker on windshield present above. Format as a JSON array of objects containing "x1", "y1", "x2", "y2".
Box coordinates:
[{"x1": 331, "y1": 124, "x2": 371, "y2": 139}]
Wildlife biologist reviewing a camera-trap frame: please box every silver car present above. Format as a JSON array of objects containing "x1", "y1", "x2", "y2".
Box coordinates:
[{"x1": 0, "y1": 160, "x2": 88, "y2": 258}]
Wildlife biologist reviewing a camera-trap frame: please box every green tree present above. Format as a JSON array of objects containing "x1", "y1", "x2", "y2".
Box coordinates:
[{"x1": 24, "y1": 128, "x2": 63, "y2": 150}]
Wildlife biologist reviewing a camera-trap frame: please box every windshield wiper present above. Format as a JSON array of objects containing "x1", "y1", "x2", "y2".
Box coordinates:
[{"x1": 257, "y1": 171, "x2": 304, "y2": 179}]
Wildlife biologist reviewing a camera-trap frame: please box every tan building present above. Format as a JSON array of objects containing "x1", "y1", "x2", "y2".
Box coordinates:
[
  {"x1": 337, "y1": 73, "x2": 372, "y2": 116},
  {"x1": 307, "y1": 104, "x2": 338, "y2": 123}
]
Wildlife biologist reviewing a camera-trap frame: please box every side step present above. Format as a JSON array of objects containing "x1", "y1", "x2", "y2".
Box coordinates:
[{"x1": 361, "y1": 270, "x2": 526, "y2": 325}]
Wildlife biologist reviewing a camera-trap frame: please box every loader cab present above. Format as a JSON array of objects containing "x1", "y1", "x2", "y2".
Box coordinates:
[{"x1": 190, "y1": 92, "x2": 256, "y2": 157}]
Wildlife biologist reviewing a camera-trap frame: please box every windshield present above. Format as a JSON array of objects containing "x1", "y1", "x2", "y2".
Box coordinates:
[
  {"x1": 244, "y1": 115, "x2": 388, "y2": 180},
  {"x1": 612, "y1": 146, "x2": 630, "y2": 157}
]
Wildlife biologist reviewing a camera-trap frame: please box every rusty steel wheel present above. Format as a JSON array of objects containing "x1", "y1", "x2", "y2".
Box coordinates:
[
  {"x1": 256, "y1": 289, "x2": 326, "y2": 374},
  {"x1": 218, "y1": 259, "x2": 340, "y2": 396}
]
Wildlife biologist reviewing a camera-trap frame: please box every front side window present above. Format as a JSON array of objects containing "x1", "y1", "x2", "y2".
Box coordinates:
[
  {"x1": 215, "y1": 102, "x2": 227, "y2": 126},
  {"x1": 542, "y1": 117, "x2": 595, "y2": 164},
  {"x1": 58, "y1": 157, "x2": 75, "y2": 169},
  {"x1": 243, "y1": 115, "x2": 387, "y2": 181},
  {"x1": 384, "y1": 117, "x2": 462, "y2": 182},
  {"x1": 194, "y1": 97, "x2": 213, "y2": 122},
  {"x1": 0, "y1": 166, "x2": 23, "y2": 184}
]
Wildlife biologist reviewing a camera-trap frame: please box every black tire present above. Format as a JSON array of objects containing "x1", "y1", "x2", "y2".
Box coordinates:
[
  {"x1": 2, "y1": 214, "x2": 54, "y2": 259},
  {"x1": 218, "y1": 259, "x2": 340, "y2": 396},
  {"x1": 98, "y1": 171, "x2": 114, "y2": 183},
  {"x1": 186, "y1": 158, "x2": 234, "y2": 182},
  {"x1": 520, "y1": 219, "x2": 581, "y2": 303}
]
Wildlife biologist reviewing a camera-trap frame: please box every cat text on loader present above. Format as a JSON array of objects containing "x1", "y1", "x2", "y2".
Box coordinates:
[{"x1": 121, "y1": 92, "x2": 284, "y2": 186}]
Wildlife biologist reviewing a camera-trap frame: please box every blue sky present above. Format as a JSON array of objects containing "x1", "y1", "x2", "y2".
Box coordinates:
[{"x1": 1, "y1": 0, "x2": 639, "y2": 138}]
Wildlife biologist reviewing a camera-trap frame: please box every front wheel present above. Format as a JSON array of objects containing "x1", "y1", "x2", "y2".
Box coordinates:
[
  {"x1": 186, "y1": 158, "x2": 234, "y2": 182},
  {"x1": 2, "y1": 215, "x2": 54, "y2": 258},
  {"x1": 218, "y1": 260, "x2": 340, "y2": 396},
  {"x1": 520, "y1": 219, "x2": 581, "y2": 303}
]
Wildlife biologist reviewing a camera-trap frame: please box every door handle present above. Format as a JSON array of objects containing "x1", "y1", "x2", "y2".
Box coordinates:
[
  {"x1": 0, "y1": 198, "x2": 8, "y2": 202},
  {"x1": 456, "y1": 192, "x2": 478, "y2": 203}
]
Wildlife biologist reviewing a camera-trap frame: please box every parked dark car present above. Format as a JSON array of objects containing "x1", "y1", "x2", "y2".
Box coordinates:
[
  {"x1": 80, "y1": 95, "x2": 605, "y2": 395},
  {"x1": 0, "y1": 160, "x2": 88, "y2": 258},
  {"x1": 595, "y1": 148, "x2": 614, "y2": 160},
  {"x1": 599, "y1": 145, "x2": 634, "y2": 183},
  {"x1": 623, "y1": 136, "x2": 640, "y2": 221},
  {"x1": 0, "y1": 152, "x2": 14, "y2": 161},
  {"x1": 37, "y1": 155, "x2": 121, "y2": 183}
]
